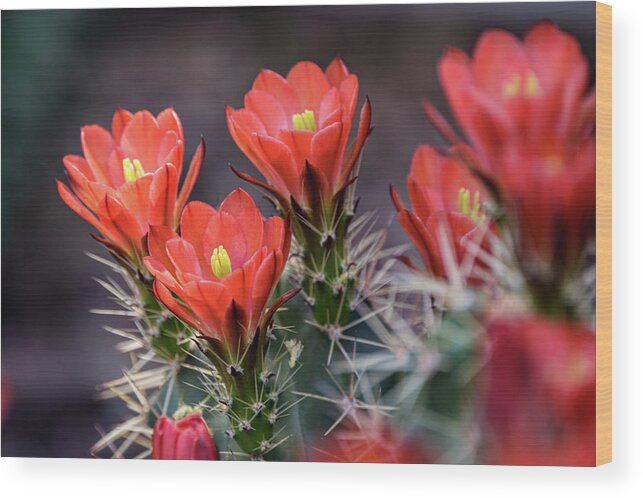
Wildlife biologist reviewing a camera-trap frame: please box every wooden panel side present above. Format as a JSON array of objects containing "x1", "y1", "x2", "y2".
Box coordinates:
[{"x1": 596, "y1": 0, "x2": 612, "y2": 467}]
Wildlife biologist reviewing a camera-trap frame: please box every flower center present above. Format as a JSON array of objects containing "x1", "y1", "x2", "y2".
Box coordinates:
[
  {"x1": 502, "y1": 71, "x2": 541, "y2": 99},
  {"x1": 122, "y1": 158, "x2": 145, "y2": 183},
  {"x1": 292, "y1": 109, "x2": 317, "y2": 132},
  {"x1": 543, "y1": 155, "x2": 565, "y2": 176},
  {"x1": 210, "y1": 245, "x2": 232, "y2": 278},
  {"x1": 457, "y1": 188, "x2": 486, "y2": 223}
]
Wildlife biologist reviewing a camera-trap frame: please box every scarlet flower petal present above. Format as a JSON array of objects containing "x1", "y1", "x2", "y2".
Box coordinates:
[
  {"x1": 277, "y1": 130, "x2": 314, "y2": 168},
  {"x1": 80, "y1": 125, "x2": 114, "y2": 185},
  {"x1": 115, "y1": 174, "x2": 154, "y2": 223},
  {"x1": 524, "y1": 21, "x2": 588, "y2": 95},
  {"x1": 156, "y1": 108, "x2": 184, "y2": 143},
  {"x1": 120, "y1": 110, "x2": 165, "y2": 171},
  {"x1": 286, "y1": 61, "x2": 331, "y2": 114},
  {"x1": 255, "y1": 135, "x2": 302, "y2": 200},
  {"x1": 166, "y1": 238, "x2": 203, "y2": 282},
  {"x1": 338, "y1": 74, "x2": 359, "y2": 119},
  {"x1": 175, "y1": 138, "x2": 205, "y2": 222},
  {"x1": 147, "y1": 225, "x2": 178, "y2": 272},
  {"x1": 152, "y1": 279, "x2": 198, "y2": 328},
  {"x1": 111, "y1": 108, "x2": 133, "y2": 143},
  {"x1": 63, "y1": 154, "x2": 94, "y2": 182},
  {"x1": 183, "y1": 280, "x2": 232, "y2": 340},
  {"x1": 325, "y1": 56, "x2": 351, "y2": 86},
  {"x1": 318, "y1": 87, "x2": 342, "y2": 128},
  {"x1": 226, "y1": 107, "x2": 291, "y2": 198},
  {"x1": 472, "y1": 29, "x2": 529, "y2": 95},
  {"x1": 252, "y1": 69, "x2": 300, "y2": 116},
  {"x1": 245, "y1": 89, "x2": 289, "y2": 136},
  {"x1": 251, "y1": 250, "x2": 282, "y2": 330},
  {"x1": 397, "y1": 210, "x2": 438, "y2": 275},
  {"x1": 389, "y1": 184, "x2": 406, "y2": 213},
  {"x1": 57, "y1": 180, "x2": 104, "y2": 232},
  {"x1": 149, "y1": 163, "x2": 179, "y2": 227},
  {"x1": 64, "y1": 156, "x2": 109, "y2": 211},
  {"x1": 98, "y1": 194, "x2": 146, "y2": 257},
  {"x1": 439, "y1": 49, "x2": 511, "y2": 161},
  {"x1": 310, "y1": 121, "x2": 343, "y2": 183},
  {"x1": 340, "y1": 97, "x2": 372, "y2": 187},
  {"x1": 204, "y1": 210, "x2": 248, "y2": 270},
  {"x1": 220, "y1": 188, "x2": 264, "y2": 257},
  {"x1": 262, "y1": 216, "x2": 287, "y2": 254},
  {"x1": 180, "y1": 200, "x2": 219, "y2": 274}
]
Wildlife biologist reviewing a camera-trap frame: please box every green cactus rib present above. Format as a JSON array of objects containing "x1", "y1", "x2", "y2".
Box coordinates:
[
  {"x1": 303, "y1": 215, "x2": 354, "y2": 328},
  {"x1": 292, "y1": 202, "x2": 356, "y2": 331},
  {"x1": 134, "y1": 278, "x2": 193, "y2": 361},
  {"x1": 199, "y1": 324, "x2": 299, "y2": 459}
]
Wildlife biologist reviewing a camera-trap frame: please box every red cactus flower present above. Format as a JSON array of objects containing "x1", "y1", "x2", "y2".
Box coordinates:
[
  {"x1": 437, "y1": 21, "x2": 595, "y2": 276},
  {"x1": 226, "y1": 57, "x2": 371, "y2": 209},
  {"x1": 152, "y1": 414, "x2": 218, "y2": 460},
  {"x1": 483, "y1": 315, "x2": 596, "y2": 466},
  {"x1": 309, "y1": 414, "x2": 432, "y2": 464},
  {"x1": 391, "y1": 145, "x2": 493, "y2": 285},
  {"x1": 144, "y1": 188, "x2": 291, "y2": 345},
  {"x1": 57, "y1": 108, "x2": 204, "y2": 268}
]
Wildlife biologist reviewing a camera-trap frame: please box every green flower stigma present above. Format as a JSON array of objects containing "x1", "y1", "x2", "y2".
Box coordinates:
[
  {"x1": 292, "y1": 109, "x2": 317, "y2": 132},
  {"x1": 122, "y1": 158, "x2": 145, "y2": 183},
  {"x1": 211, "y1": 245, "x2": 232, "y2": 279},
  {"x1": 458, "y1": 187, "x2": 486, "y2": 224}
]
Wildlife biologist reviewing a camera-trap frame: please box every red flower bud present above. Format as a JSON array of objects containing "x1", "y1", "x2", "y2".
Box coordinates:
[{"x1": 152, "y1": 414, "x2": 218, "y2": 460}]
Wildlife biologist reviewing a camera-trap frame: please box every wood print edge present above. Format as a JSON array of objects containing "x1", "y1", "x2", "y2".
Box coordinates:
[{"x1": 595, "y1": 0, "x2": 612, "y2": 467}]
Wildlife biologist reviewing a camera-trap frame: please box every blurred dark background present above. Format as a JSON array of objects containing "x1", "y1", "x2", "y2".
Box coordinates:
[{"x1": 1, "y1": 3, "x2": 595, "y2": 458}]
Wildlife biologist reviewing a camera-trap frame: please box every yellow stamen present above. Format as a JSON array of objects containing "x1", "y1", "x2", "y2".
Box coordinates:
[
  {"x1": 524, "y1": 72, "x2": 541, "y2": 97},
  {"x1": 122, "y1": 158, "x2": 145, "y2": 182},
  {"x1": 292, "y1": 109, "x2": 317, "y2": 132},
  {"x1": 210, "y1": 245, "x2": 232, "y2": 278},
  {"x1": 502, "y1": 74, "x2": 522, "y2": 99},
  {"x1": 544, "y1": 155, "x2": 564, "y2": 176},
  {"x1": 458, "y1": 187, "x2": 486, "y2": 224},
  {"x1": 502, "y1": 72, "x2": 541, "y2": 99},
  {"x1": 472, "y1": 191, "x2": 481, "y2": 221}
]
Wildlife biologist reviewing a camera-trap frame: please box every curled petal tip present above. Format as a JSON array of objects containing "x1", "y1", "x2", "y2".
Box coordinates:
[{"x1": 389, "y1": 184, "x2": 405, "y2": 213}]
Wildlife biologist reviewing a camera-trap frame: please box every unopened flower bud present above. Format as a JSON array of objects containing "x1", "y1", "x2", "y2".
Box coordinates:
[{"x1": 152, "y1": 414, "x2": 218, "y2": 460}]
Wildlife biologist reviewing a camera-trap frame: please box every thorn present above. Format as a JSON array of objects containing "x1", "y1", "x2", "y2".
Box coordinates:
[{"x1": 251, "y1": 402, "x2": 265, "y2": 415}]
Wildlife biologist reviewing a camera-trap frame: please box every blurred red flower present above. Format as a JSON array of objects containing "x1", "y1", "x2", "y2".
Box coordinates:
[
  {"x1": 391, "y1": 145, "x2": 493, "y2": 285},
  {"x1": 1, "y1": 375, "x2": 13, "y2": 424},
  {"x1": 308, "y1": 414, "x2": 432, "y2": 464},
  {"x1": 483, "y1": 315, "x2": 596, "y2": 466},
  {"x1": 144, "y1": 188, "x2": 291, "y2": 345},
  {"x1": 57, "y1": 108, "x2": 204, "y2": 268},
  {"x1": 226, "y1": 58, "x2": 371, "y2": 208},
  {"x1": 437, "y1": 21, "x2": 595, "y2": 280},
  {"x1": 152, "y1": 414, "x2": 218, "y2": 460}
]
